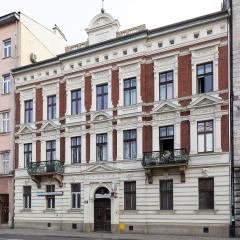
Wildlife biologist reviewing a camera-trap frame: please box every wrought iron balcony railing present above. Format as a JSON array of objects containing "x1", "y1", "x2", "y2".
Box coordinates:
[
  {"x1": 142, "y1": 149, "x2": 189, "y2": 168},
  {"x1": 27, "y1": 160, "x2": 64, "y2": 175}
]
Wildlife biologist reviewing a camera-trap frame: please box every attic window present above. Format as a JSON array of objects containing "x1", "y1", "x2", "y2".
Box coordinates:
[
  {"x1": 31, "y1": 75, "x2": 34, "y2": 80},
  {"x1": 113, "y1": 51, "x2": 118, "y2": 56},
  {"x1": 123, "y1": 50, "x2": 127, "y2": 55},
  {"x1": 194, "y1": 32, "x2": 200, "y2": 39},
  {"x1": 78, "y1": 62, "x2": 82, "y2": 67},
  {"x1": 133, "y1": 47, "x2": 138, "y2": 53},
  {"x1": 220, "y1": 25, "x2": 226, "y2": 30},
  {"x1": 169, "y1": 39, "x2": 175, "y2": 45},
  {"x1": 24, "y1": 77, "x2": 27, "y2": 81},
  {"x1": 70, "y1": 64, "x2": 74, "y2": 69},
  {"x1": 46, "y1": 72, "x2": 49, "y2": 76},
  {"x1": 38, "y1": 73, "x2": 42, "y2": 77},
  {"x1": 207, "y1": 29, "x2": 213, "y2": 35},
  {"x1": 95, "y1": 57, "x2": 99, "y2": 63},
  {"x1": 158, "y1": 42, "x2": 163, "y2": 48},
  {"x1": 181, "y1": 35, "x2": 187, "y2": 40},
  {"x1": 104, "y1": 55, "x2": 109, "y2": 60},
  {"x1": 86, "y1": 59, "x2": 91, "y2": 63},
  {"x1": 54, "y1": 70, "x2": 57, "y2": 74}
]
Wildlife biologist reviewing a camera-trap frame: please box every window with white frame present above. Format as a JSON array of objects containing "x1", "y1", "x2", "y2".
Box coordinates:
[
  {"x1": 2, "y1": 112, "x2": 9, "y2": 133},
  {"x1": 3, "y1": 39, "x2": 11, "y2": 58},
  {"x1": 96, "y1": 84, "x2": 108, "y2": 110},
  {"x1": 24, "y1": 143, "x2": 32, "y2": 168},
  {"x1": 1, "y1": 151, "x2": 9, "y2": 175},
  {"x1": 2, "y1": 74, "x2": 11, "y2": 94},
  {"x1": 71, "y1": 136, "x2": 81, "y2": 164},
  {"x1": 197, "y1": 120, "x2": 214, "y2": 153},
  {"x1": 96, "y1": 133, "x2": 108, "y2": 162},
  {"x1": 71, "y1": 89, "x2": 81, "y2": 115},
  {"x1": 23, "y1": 186, "x2": 31, "y2": 209},
  {"x1": 124, "y1": 78, "x2": 137, "y2": 106},
  {"x1": 159, "y1": 71, "x2": 173, "y2": 100},
  {"x1": 71, "y1": 183, "x2": 81, "y2": 209},
  {"x1": 47, "y1": 95, "x2": 56, "y2": 120},
  {"x1": 123, "y1": 129, "x2": 137, "y2": 159},
  {"x1": 46, "y1": 185, "x2": 55, "y2": 209},
  {"x1": 197, "y1": 62, "x2": 213, "y2": 94},
  {"x1": 24, "y1": 100, "x2": 33, "y2": 123}
]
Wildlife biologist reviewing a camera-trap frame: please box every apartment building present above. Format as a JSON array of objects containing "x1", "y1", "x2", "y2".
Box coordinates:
[
  {"x1": 0, "y1": 12, "x2": 67, "y2": 227},
  {"x1": 12, "y1": 9, "x2": 229, "y2": 237}
]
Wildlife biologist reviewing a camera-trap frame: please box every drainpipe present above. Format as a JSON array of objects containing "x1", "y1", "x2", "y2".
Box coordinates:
[{"x1": 228, "y1": 0, "x2": 235, "y2": 237}]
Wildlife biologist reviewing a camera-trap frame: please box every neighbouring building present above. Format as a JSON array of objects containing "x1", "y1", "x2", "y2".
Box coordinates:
[
  {"x1": 12, "y1": 7, "x2": 230, "y2": 237},
  {"x1": 0, "y1": 12, "x2": 67, "y2": 227}
]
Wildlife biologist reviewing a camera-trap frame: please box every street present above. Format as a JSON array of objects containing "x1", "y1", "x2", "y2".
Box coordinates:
[{"x1": 0, "y1": 229, "x2": 238, "y2": 240}]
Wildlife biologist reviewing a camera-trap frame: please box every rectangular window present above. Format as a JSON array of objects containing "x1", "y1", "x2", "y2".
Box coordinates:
[
  {"x1": 71, "y1": 137, "x2": 81, "y2": 164},
  {"x1": 123, "y1": 129, "x2": 137, "y2": 159},
  {"x1": 197, "y1": 62, "x2": 213, "y2": 93},
  {"x1": 24, "y1": 100, "x2": 33, "y2": 124},
  {"x1": 46, "y1": 140, "x2": 56, "y2": 161},
  {"x1": 24, "y1": 143, "x2": 32, "y2": 168},
  {"x1": 71, "y1": 89, "x2": 81, "y2": 115},
  {"x1": 2, "y1": 112, "x2": 9, "y2": 133},
  {"x1": 199, "y1": 178, "x2": 214, "y2": 210},
  {"x1": 197, "y1": 120, "x2": 213, "y2": 153},
  {"x1": 46, "y1": 185, "x2": 55, "y2": 209},
  {"x1": 159, "y1": 125, "x2": 174, "y2": 151},
  {"x1": 124, "y1": 78, "x2": 137, "y2": 106},
  {"x1": 160, "y1": 180, "x2": 173, "y2": 210},
  {"x1": 71, "y1": 183, "x2": 81, "y2": 209},
  {"x1": 1, "y1": 152, "x2": 9, "y2": 175},
  {"x1": 96, "y1": 133, "x2": 108, "y2": 162},
  {"x1": 124, "y1": 181, "x2": 136, "y2": 210},
  {"x1": 96, "y1": 84, "x2": 108, "y2": 110},
  {"x1": 23, "y1": 186, "x2": 31, "y2": 209},
  {"x1": 47, "y1": 95, "x2": 56, "y2": 120},
  {"x1": 3, "y1": 39, "x2": 11, "y2": 58},
  {"x1": 159, "y1": 71, "x2": 173, "y2": 100},
  {"x1": 2, "y1": 74, "x2": 11, "y2": 94}
]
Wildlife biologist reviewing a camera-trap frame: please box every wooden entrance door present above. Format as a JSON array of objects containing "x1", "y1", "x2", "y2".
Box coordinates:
[
  {"x1": 0, "y1": 194, "x2": 9, "y2": 224},
  {"x1": 94, "y1": 198, "x2": 111, "y2": 232}
]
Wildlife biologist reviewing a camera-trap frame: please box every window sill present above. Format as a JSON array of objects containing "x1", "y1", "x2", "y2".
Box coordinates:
[
  {"x1": 67, "y1": 209, "x2": 83, "y2": 213},
  {"x1": 0, "y1": 132, "x2": 11, "y2": 136},
  {"x1": 195, "y1": 209, "x2": 217, "y2": 214},
  {"x1": 43, "y1": 209, "x2": 55, "y2": 213},
  {"x1": 156, "y1": 210, "x2": 176, "y2": 214},
  {"x1": 119, "y1": 210, "x2": 138, "y2": 214},
  {"x1": 1, "y1": 93, "x2": 10, "y2": 96},
  {"x1": 20, "y1": 209, "x2": 32, "y2": 212},
  {"x1": 2, "y1": 56, "x2": 11, "y2": 59}
]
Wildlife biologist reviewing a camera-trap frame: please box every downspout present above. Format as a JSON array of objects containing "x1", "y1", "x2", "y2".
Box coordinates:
[{"x1": 228, "y1": 0, "x2": 235, "y2": 237}]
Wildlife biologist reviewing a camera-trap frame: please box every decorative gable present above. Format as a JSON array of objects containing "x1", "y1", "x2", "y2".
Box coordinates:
[
  {"x1": 40, "y1": 121, "x2": 60, "y2": 132},
  {"x1": 17, "y1": 125, "x2": 35, "y2": 135},
  {"x1": 152, "y1": 102, "x2": 180, "y2": 114},
  {"x1": 91, "y1": 112, "x2": 110, "y2": 122},
  {"x1": 188, "y1": 95, "x2": 222, "y2": 109},
  {"x1": 82, "y1": 164, "x2": 120, "y2": 174}
]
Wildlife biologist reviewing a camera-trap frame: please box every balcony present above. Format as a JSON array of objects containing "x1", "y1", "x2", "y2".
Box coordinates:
[
  {"x1": 27, "y1": 160, "x2": 64, "y2": 188},
  {"x1": 142, "y1": 149, "x2": 189, "y2": 184}
]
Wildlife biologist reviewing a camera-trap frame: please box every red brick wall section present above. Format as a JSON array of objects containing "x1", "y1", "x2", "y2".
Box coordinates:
[
  {"x1": 112, "y1": 129, "x2": 117, "y2": 161},
  {"x1": 221, "y1": 115, "x2": 229, "y2": 152},
  {"x1": 36, "y1": 87, "x2": 43, "y2": 124},
  {"x1": 60, "y1": 137, "x2": 65, "y2": 163},
  {"x1": 15, "y1": 92, "x2": 20, "y2": 125},
  {"x1": 85, "y1": 75, "x2": 92, "y2": 112},
  {"x1": 178, "y1": 54, "x2": 192, "y2": 97},
  {"x1": 15, "y1": 143, "x2": 19, "y2": 169},
  {"x1": 111, "y1": 69, "x2": 119, "y2": 108},
  {"x1": 219, "y1": 45, "x2": 228, "y2": 90},
  {"x1": 59, "y1": 82, "x2": 66, "y2": 121},
  {"x1": 181, "y1": 121, "x2": 190, "y2": 152},
  {"x1": 36, "y1": 140, "x2": 41, "y2": 162},
  {"x1": 141, "y1": 63, "x2": 154, "y2": 104},
  {"x1": 142, "y1": 125, "x2": 152, "y2": 153},
  {"x1": 86, "y1": 133, "x2": 90, "y2": 163}
]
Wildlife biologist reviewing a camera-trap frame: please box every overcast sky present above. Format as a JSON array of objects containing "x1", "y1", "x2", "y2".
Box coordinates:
[{"x1": 0, "y1": 0, "x2": 223, "y2": 45}]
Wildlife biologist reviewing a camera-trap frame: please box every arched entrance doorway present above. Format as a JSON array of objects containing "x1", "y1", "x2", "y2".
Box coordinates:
[{"x1": 94, "y1": 187, "x2": 111, "y2": 232}]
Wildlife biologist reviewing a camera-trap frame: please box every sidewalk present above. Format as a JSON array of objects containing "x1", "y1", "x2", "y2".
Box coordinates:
[{"x1": 0, "y1": 229, "x2": 237, "y2": 240}]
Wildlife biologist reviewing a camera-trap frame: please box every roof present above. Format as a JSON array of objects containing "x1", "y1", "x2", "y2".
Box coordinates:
[
  {"x1": 12, "y1": 10, "x2": 228, "y2": 75},
  {"x1": 0, "y1": 12, "x2": 19, "y2": 27}
]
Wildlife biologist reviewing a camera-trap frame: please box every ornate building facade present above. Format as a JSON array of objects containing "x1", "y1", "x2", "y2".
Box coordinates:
[{"x1": 12, "y1": 9, "x2": 229, "y2": 237}]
